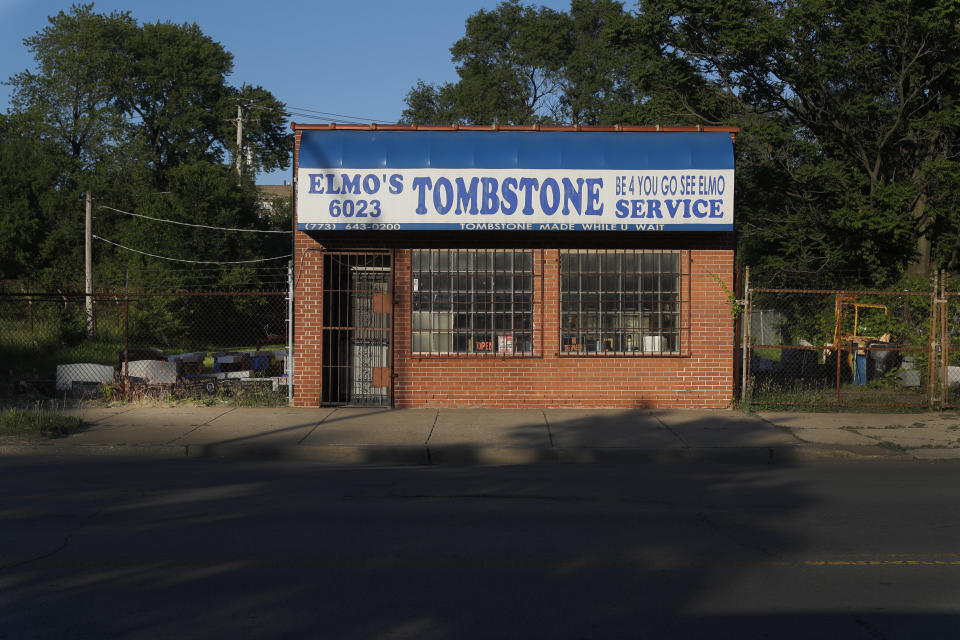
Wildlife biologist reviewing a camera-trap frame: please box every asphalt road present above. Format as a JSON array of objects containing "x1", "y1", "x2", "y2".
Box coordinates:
[{"x1": 2, "y1": 457, "x2": 960, "y2": 639}]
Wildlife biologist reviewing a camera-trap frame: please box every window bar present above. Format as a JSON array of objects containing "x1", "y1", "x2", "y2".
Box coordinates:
[
  {"x1": 683, "y1": 250, "x2": 691, "y2": 356},
  {"x1": 654, "y1": 251, "x2": 662, "y2": 355},
  {"x1": 558, "y1": 249, "x2": 682, "y2": 357},
  {"x1": 410, "y1": 249, "x2": 533, "y2": 357},
  {"x1": 390, "y1": 248, "x2": 396, "y2": 405}
]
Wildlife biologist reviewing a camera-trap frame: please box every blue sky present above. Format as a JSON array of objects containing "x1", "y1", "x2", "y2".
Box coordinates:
[{"x1": 0, "y1": 0, "x2": 574, "y2": 184}]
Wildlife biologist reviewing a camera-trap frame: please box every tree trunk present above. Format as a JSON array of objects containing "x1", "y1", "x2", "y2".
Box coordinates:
[
  {"x1": 905, "y1": 234, "x2": 932, "y2": 279},
  {"x1": 905, "y1": 191, "x2": 932, "y2": 279}
]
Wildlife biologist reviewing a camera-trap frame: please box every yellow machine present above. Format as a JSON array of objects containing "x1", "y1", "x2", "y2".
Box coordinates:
[{"x1": 831, "y1": 294, "x2": 889, "y2": 378}]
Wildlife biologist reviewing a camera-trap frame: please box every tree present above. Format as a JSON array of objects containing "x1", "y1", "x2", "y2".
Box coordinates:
[
  {"x1": 401, "y1": 0, "x2": 724, "y2": 127},
  {"x1": 5, "y1": 5, "x2": 293, "y2": 289},
  {"x1": 0, "y1": 112, "x2": 63, "y2": 280},
  {"x1": 562, "y1": 0, "x2": 682, "y2": 125},
  {"x1": 637, "y1": 0, "x2": 960, "y2": 283},
  {"x1": 8, "y1": 3, "x2": 134, "y2": 183},
  {"x1": 400, "y1": 80, "x2": 462, "y2": 126},
  {"x1": 402, "y1": 0, "x2": 574, "y2": 125},
  {"x1": 116, "y1": 20, "x2": 233, "y2": 185}
]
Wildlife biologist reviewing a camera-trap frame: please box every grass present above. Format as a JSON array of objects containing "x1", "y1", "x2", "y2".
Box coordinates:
[
  {"x1": 752, "y1": 347, "x2": 783, "y2": 363},
  {"x1": 745, "y1": 374, "x2": 933, "y2": 412},
  {"x1": 876, "y1": 440, "x2": 909, "y2": 453},
  {"x1": 846, "y1": 422, "x2": 928, "y2": 430},
  {"x1": 87, "y1": 376, "x2": 290, "y2": 408},
  {"x1": 0, "y1": 408, "x2": 84, "y2": 439}
]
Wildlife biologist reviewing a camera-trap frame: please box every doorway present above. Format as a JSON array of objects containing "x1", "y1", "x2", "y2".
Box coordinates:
[{"x1": 321, "y1": 251, "x2": 392, "y2": 406}]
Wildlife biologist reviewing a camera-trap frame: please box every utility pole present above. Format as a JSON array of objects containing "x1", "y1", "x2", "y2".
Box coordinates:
[
  {"x1": 85, "y1": 190, "x2": 94, "y2": 337},
  {"x1": 235, "y1": 100, "x2": 245, "y2": 179}
]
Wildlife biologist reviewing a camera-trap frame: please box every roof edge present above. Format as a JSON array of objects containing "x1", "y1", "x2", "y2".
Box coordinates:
[{"x1": 291, "y1": 122, "x2": 739, "y2": 141}]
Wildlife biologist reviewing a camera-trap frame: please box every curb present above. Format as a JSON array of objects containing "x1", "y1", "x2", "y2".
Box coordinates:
[
  {"x1": 186, "y1": 443, "x2": 429, "y2": 465},
  {"x1": 1, "y1": 441, "x2": 954, "y2": 465},
  {"x1": 0, "y1": 443, "x2": 189, "y2": 457},
  {"x1": 427, "y1": 445, "x2": 558, "y2": 465}
]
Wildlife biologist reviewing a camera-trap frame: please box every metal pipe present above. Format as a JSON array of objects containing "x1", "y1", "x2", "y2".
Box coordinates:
[
  {"x1": 287, "y1": 258, "x2": 294, "y2": 405},
  {"x1": 741, "y1": 266, "x2": 750, "y2": 404},
  {"x1": 835, "y1": 293, "x2": 843, "y2": 406},
  {"x1": 124, "y1": 298, "x2": 130, "y2": 398}
]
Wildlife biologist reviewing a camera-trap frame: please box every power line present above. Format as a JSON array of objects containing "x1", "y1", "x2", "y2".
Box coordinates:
[
  {"x1": 287, "y1": 108, "x2": 394, "y2": 123},
  {"x1": 285, "y1": 106, "x2": 396, "y2": 124},
  {"x1": 130, "y1": 266, "x2": 288, "y2": 273},
  {"x1": 94, "y1": 235, "x2": 292, "y2": 264},
  {"x1": 99, "y1": 205, "x2": 291, "y2": 234},
  {"x1": 285, "y1": 111, "x2": 369, "y2": 125},
  {"x1": 246, "y1": 101, "x2": 397, "y2": 124}
]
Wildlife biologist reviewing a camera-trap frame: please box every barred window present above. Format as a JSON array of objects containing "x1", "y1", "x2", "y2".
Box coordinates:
[
  {"x1": 561, "y1": 250, "x2": 681, "y2": 355},
  {"x1": 411, "y1": 249, "x2": 534, "y2": 355}
]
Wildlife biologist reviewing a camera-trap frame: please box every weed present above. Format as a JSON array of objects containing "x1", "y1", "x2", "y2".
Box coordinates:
[
  {"x1": 0, "y1": 407, "x2": 83, "y2": 439},
  {"x1": 876, "y1": 440, "x2": 909, "y2": 453}
]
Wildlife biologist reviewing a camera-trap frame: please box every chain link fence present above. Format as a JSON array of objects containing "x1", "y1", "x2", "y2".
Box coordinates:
[
  {"x1": 13, "y1": 268, "x2": 960, "y2": 410},
  {"x1": 1, "y1": 290, "x2": 290, "y2": 405},
  {"x1": 739, "y1": 271, "x2": 952, "y2": 409}
]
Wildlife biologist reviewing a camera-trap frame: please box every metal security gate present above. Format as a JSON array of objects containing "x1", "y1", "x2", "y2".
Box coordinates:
[{"x1": 321, "y1": 251, "x2": 392, "y2": 406}]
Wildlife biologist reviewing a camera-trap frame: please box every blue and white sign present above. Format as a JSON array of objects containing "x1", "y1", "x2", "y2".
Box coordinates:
[{"x1": 296, "y1": 130, "x2": 734, "y2": 232}]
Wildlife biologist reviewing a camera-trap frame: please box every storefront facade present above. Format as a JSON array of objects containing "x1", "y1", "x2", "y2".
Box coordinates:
[{"x1": 291, "y1": 124, "x2": 737, "y2": 408}]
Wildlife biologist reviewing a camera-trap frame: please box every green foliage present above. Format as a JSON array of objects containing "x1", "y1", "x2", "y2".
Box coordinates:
[
  {"x1": 0, "y1": 293, "x2": 287, "y2": 406},
  {"x1": 402, "y1": 0, "x2": 661, "y2": 126},
  {"x1": 751, "y1": 275, "x2": 936, "y2": 350},
  {"x1": 404, "y1": 0, "x2": 960, "y2": 287},
  {"x1": 2, "y1": 4, "x2": 292, "y2": 290},
  {"x1": 0, "y1": 408, "x2": 84, "y2": 439},
  {"x1": 637, "y1": 0, "x2": 960, "y2": 285},
  {"x1": 400, "y1": 80, "x2": 463, "y2": 126},
  {"x1": 228, "y1": 85, "x2": 293, "y2": 175},
  {"x1": 709, "y1": 271, "x2": 742, "y2": 322},
  {"x1": 0, "y1": 112, "x2": 66, "y2": 280},
  {"x1": 9, "y1": 3, "x2": 134, "y2": 179},
  {"x1": 116, "y1": 19, "x2": 235, "y2": 179},
  {"x1": 448, "y1": 0, "x2": 572, "y2": 124}
]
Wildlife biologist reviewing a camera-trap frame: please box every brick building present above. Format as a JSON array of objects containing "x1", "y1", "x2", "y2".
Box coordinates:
[{"x1": 291, "y1": 124, "x2": 737, "y2": 409}]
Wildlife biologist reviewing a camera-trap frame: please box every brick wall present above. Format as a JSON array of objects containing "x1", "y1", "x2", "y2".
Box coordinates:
[
  {"x1": 293, "y1": 243, "x2": 735, "y2": 409},
  {"x1": 391, "y1": 248, "x2": 734, "y2": 409},
  {"x1": 291, "y1": 128, "x2": 326, "y2": 407},
  {"x1": 291, "y1": 232, "x2": 324, "y2": 407}
]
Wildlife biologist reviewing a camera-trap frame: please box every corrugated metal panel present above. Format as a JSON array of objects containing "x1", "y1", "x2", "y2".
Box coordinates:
[{"x1": 298, "y1": 130, "x2": 734, "y2": 171}]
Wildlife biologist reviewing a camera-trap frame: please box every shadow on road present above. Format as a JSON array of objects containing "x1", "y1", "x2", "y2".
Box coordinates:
[{"x1": 2, "y1": 411, "x2": 959, "y2": 638}]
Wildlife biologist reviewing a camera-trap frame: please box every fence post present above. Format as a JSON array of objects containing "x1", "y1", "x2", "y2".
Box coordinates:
[
  {"x1": 834, "y1": 293, "x2": 843, "y2": 406},
  {"x1": 19, "y1": 283, "x2": 34, "y2": 335},
  {"x1": 939, "y1": 270, "x2": 948, "y2": 407},
  {"x1": 123, "y1": 271, "x2": 130, "y2": 400},
  {"x1": 287, "y1": 258, "x2": 294, "y2": 406},
  {"x1": 740, "y1": 266, "x2": 751, "y2": 404},
  {"x1": 928, "y1": 270, "x2": 940, "y2": 409},
  {"x1": 124, "y1": 296, "x2": 130, "y2": 399}
]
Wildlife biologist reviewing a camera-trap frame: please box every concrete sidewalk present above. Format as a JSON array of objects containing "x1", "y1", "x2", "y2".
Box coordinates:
[{"x1": 5, "y1": 405, "x2": 960, "y2": 464}]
